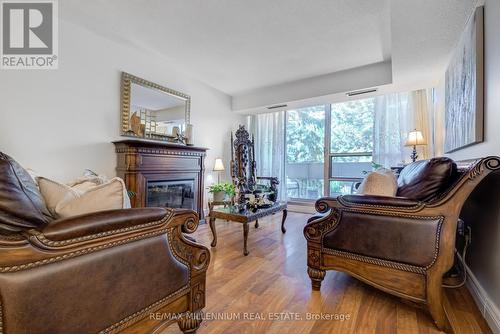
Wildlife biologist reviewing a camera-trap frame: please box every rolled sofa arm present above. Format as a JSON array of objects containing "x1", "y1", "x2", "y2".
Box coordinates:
[
  {"x1": 337, "y1": 195, "x2": 423, "y2": 209},
  {"x1": 256, "y1": 176, "x2": 278, "y2": 181},
  {"x1": 42, "y1": 208, "x2": 169, "y2": 242},
  {"x1": 21, "y1": 208, "x2": 210, "y2": 277},
  {"x1": 26, "y1": 208, "x2": 203, "y2": 252}
]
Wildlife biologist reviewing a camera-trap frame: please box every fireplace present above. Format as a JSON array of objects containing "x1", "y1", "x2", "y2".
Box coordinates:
[
  {"x1": 147, "y1": 179, "x2": 195, "y2": 209},
  {"x1": 113, "y1": 139, "x2": 207, "y2": 221}
]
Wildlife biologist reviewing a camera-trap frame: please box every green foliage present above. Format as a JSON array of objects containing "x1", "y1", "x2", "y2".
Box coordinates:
[
  {"x1": 284, "y1": 100, "x2": 376, "y2": 199},
  {"x1": 329, "y1": 180, "x2": 354, "y2": 196},
  {"x1": 208, "y1": 182, "x2": 236, "y2": 196},
  {"x1": 286, "y1": 106, "x2": 325, "y2": 163},
  {"x1": 330, "y1": 98, "x2": 374, "y2": 153},
  {"x1": 285, "y1": 99, "x2": 374, "y2": 164}
]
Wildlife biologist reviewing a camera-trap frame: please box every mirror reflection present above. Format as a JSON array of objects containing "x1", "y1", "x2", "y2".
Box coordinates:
[{"x1": 121, "y1": 73, "x2": 190, "y2": 143}]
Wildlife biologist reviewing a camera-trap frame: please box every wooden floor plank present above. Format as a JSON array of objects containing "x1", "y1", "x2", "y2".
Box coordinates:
[{"x1": 161, "y1": 212, "x2": 491, "y2": 334}]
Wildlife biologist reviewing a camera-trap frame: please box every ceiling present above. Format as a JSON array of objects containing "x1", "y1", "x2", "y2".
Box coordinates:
[
  {"x1": 61, "y1": 0, "x2": 477, "y2": 99},
  {"x1": 390, "y1": 0, "x2": 477, "y2": 90}
]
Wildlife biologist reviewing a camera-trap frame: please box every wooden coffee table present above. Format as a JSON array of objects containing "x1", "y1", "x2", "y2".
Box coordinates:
[{"x1": 208, "y1": 202, "x2": 287, "y2": 256}]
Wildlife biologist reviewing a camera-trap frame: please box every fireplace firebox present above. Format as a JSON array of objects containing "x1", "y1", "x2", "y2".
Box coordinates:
[{"x1": 147, "y1": 179, "x2": 195, "y2": 209}]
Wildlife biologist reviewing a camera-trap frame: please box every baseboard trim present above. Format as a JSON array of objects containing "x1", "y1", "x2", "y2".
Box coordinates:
[{"x1": 462, "y1": 262, "x2": 500, "y2": 334}]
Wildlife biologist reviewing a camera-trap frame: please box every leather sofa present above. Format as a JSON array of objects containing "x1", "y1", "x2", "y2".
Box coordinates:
[
  {"x1": 0, "y1": 152, "x2": 210, "y2": 334},
  {"x1": 304, "y1": 156, "x2": 500, "y2": 332}
]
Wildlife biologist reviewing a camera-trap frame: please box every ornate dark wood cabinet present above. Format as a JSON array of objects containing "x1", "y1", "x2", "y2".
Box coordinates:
[{"x1": 113, "y1": 139, "x2": 207, "y2": 221}]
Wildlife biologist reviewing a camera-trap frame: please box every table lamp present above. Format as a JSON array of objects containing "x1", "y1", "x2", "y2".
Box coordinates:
[
  {"x1": 213, "y1": 158, "x2": 225, "y2": 183},
  {"x1": 405, "y1": 129, "x2": 426, "y2": 162}
]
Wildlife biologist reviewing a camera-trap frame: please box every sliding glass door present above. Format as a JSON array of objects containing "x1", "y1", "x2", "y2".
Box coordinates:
[
  {"x1": 285, "y1": 106, "x2": 325, "y2": 200},
  {"x1": 328, "y1": 98, "x2": 374, "y2": 196},
  {"x1": 283, "y1": 98, "x2": 375, "y2": 201}
]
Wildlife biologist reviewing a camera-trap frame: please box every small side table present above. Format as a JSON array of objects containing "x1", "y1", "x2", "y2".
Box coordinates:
[{"x1": 208, "y1": 202, "x2": 287, "y2": 256}]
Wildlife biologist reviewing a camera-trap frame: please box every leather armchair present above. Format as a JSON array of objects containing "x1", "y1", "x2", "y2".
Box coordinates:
[
  {"x1": 0, "y1": 152, "x2": 209, "y2": 334},
  {"x1": 304, "y1": 156, "x2": 500, "y2": 332}
]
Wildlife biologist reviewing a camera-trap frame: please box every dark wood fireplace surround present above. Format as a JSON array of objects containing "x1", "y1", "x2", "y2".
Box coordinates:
[{"x1": 113, "y1": 139, "x2": 207, "y2": 221}]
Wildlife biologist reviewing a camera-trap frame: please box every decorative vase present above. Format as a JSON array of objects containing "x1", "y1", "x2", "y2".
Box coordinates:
[
  {"x1": 172, "y1": 126, "x2": 180, "y2": 137},
  {"x1": 213, "y1": 191, "x2": 225, "y2": 202},
  {"x1": 185, "y1": 124, "x2": 194, "y2": 146}
]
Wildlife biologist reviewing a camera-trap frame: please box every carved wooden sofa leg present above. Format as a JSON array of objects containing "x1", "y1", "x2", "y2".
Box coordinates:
[
  {"x1": 177, "y1": 311, "x2": 203, "y2": 334},
  {"x1": 307, "y1": 267, "x2": 326, "y2": 291},
  {"x1": 427, "y1": 274, "x2": 454, "y2": 333}
]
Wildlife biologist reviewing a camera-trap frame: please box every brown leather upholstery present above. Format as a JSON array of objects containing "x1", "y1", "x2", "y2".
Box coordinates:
[
  {"x1": 305, "y1": 157, "x2": 500, "y2": 332},
  {"x1": 338, "y1": 195, "x2": 421, "y2": 208},
  {"x1": 0, "y1": 235, "x2": 189, "y2": 334},
  {"x1": 323, "y1": 211, "x2": 442, "y2": 267},
  {"x1": 0, "y1": 153, "x2": 210, "y2": 334},
  {"x1": 397, "y1": 157, "x2": 457, "y2": 202},
  {"x1": 0, "y1": 152, "x2": 52, "y2": 232},
  {"x1": 43, "y1": 207, "x2": 168, "y2": 241}
]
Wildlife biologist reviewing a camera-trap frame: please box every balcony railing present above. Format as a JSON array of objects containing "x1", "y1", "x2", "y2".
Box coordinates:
[
  {"x1": 285, "y1": 153, "x2": 373, "y2": 200},
  {"x1": 285, "y1": 162, "x2": 324, "y2": 200},
  {"x1": 329, "y1": 152, "x2": 372, "y2": 197}
]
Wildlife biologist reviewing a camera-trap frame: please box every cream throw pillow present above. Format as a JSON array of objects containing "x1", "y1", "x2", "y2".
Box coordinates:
[
  {"x1": 37, "y1": 177, "x2": 131, "y2": 219},
  {"x1": 357, "y1": 168, "x2": 398, "y2": 197}
]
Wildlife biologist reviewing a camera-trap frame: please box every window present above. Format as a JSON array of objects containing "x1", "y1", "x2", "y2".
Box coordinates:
[
  {"x1": 283, "y1": 100, "x2": 375, "y2": 201},
  {"x1": 285, "y1": 106, "x2": 325, "y2": 200},
  {"x1": 328, "y1": 98, "x2": 374, "y2": 196},
  {"x1": 251, "y1": 89, "x2": 426, "y2": 202}
]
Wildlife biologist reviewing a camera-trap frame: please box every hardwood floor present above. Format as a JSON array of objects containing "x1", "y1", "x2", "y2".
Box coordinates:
[{"x1": 162, "y1": 212, "x2": 491, "y2": 334}]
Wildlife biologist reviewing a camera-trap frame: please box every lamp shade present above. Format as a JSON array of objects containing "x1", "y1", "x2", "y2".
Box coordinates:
[
  {"x1": 213, "y1": 158, "x2": 225, "y2": 171},
  {"x1": 405, "y1": 130, "x2": 426, "y2": 146}
]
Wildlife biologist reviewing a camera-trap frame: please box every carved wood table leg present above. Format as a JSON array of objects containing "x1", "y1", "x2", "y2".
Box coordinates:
[
  {"x1": 254, "y1": 219, "x2": 259, "y2": 228},
  {"x1": 177, "y1": 311, "x2": 202, "y2": 334},
  {"x1": 209, "y1": 217, "x2": 217, "y2": 247},
  {"x1": 243, "y1": 222, "x2": 249, "y2": 256},
  {"x1": 308, "y1": 267, "x2": 326, "y2": 291},
  {"x1": 281, "y1": 209, "x2": 288, "y2": 233}
]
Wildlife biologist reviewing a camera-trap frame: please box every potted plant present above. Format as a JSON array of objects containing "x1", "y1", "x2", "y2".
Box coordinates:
[{"x1": 208, "y1": 182, "x2": 236, "y2": 202}]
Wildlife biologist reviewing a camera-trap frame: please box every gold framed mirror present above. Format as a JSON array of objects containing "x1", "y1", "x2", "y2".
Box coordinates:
[{"x1": 120, "y1": 72, "x2": 191, "y2": 143}]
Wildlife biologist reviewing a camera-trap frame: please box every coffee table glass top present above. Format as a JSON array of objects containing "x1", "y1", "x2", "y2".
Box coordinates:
[{"x1": 210, "y1": 202, "x2": 287, "y2": 220}]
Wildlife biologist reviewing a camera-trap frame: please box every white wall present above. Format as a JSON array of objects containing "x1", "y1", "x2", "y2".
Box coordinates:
[
  {"x1": 0, "y1": 19, "x2": 244, "y2": 189},
  {"x1": 435, "y1": 1, "x2": 499, "y2": 161}
]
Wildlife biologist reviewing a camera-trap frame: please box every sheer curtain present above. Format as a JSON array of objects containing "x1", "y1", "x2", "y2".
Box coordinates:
[
  {"x1": 373, "y1": 89, "x2": 435, "y2": 167},
  {"x1": 410, "y1": 89, "x2": 435, "y2": 159},
  {"x1": 373, "y1": 92, "x2": 410, "y2": 167},
  {"x1": 247, "y1": 111, "x2": 287, "y2": 200}
]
